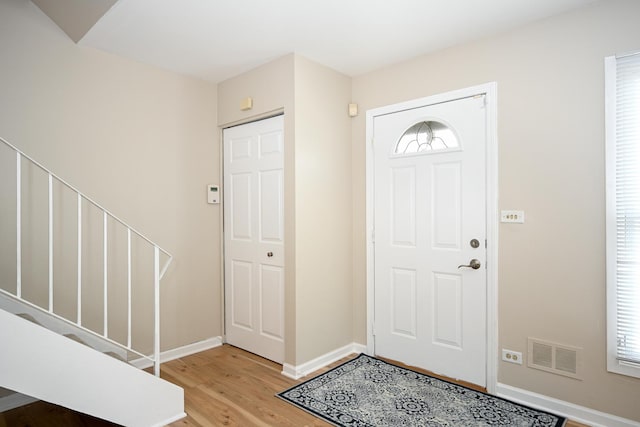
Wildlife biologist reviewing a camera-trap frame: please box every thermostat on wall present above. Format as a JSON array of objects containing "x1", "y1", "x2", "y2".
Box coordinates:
[{"x1": 207, "y1": 185, "x2": 220, "y2": 204}]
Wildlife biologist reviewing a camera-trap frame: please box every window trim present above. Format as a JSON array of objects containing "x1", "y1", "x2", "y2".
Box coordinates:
[{"x1": 605, "y1": 53, "x2": 640, "y2": 378}]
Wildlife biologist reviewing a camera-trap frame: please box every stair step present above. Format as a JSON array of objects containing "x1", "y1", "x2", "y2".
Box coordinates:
[
  {"x1": 64, "y1": 334, "x2": 89, "y2": 347},
  {"x1": 16, "y1": 313, "x2": 40, "y2": 325},
  {"x1": 65, "y1": 335, "x2": 129, "y2": 364},
  {"x1": 104, "y1": 351, "x2": 127, "y2": 363}
]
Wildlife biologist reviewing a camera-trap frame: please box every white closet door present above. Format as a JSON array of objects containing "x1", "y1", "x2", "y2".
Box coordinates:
[{"x1": 224, "y1": 115, "x2": 284, "y2": 363}]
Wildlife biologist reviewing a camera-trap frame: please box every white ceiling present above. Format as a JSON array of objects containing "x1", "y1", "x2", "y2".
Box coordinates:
[{"x1": 79, "y1": 0, "x2": 598, "y2": 83}]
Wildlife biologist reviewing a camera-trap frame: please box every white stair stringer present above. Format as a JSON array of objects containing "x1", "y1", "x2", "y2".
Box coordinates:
[
  {"x1": 0, "y1": 292, "x2": 128, "y2": 361},
  {"x1": 0, "y1": 309, "x2": 186, "y2": 427}
]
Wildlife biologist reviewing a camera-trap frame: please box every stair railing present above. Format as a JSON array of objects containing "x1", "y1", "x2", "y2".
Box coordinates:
[{"x1": 0, "y1": 136, "x2": 172, "y2": 376}]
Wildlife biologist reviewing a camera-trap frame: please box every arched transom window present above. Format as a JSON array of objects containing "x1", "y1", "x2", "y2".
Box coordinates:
[{"x1": 394, "y1": 120, "x2": 459, "y2": 154}]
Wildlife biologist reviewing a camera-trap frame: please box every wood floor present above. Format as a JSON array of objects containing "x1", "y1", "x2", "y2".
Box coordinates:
[
  {"x1": 0, "y1": 344, "x2": 589, "y2": 426},
  {"x1": 162, "y1": 344, "x2": 335, "y2": 427}
]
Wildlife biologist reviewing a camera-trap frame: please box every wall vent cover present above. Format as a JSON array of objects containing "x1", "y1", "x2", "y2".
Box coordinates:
[{"x1": 527, "y1": 338, "x2": 581, "y2": 380}]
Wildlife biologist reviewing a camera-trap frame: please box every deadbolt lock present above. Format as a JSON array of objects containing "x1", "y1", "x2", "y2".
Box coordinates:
[{"x1": 470, "y1": 239, "x2": 480, "y2": 248}]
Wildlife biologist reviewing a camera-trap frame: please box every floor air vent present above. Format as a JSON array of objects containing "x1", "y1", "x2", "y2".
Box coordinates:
[{"x1": 527, "y1": 338, "x2": 581, "y2": 380}]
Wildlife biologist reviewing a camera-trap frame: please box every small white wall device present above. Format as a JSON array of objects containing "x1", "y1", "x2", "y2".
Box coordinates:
[{"x1": 207, "y1": 185, "x2": 220, "y2": 204}]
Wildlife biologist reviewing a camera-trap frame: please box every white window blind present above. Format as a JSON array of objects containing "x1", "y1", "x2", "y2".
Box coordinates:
[{"x1": 606, "y1": 52, "x2": 640, "y2": 377}]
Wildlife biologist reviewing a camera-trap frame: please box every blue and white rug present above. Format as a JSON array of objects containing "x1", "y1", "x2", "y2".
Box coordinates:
[{"x1": 278, "y1": 354, "x2": 566, "y2": 426}]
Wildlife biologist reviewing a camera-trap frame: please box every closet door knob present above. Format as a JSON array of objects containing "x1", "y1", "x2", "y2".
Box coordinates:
[{"x1": 458, "y1": 259, "x2": 481, "y2": 270}]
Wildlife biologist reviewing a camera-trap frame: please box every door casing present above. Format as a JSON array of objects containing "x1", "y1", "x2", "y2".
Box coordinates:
[{"x1": 365, "y1": 83, "x2": 499, "y2": 393}]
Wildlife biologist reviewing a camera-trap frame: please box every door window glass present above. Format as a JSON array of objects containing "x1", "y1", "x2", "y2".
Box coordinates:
[{"x1": 395, "y1": 121, "x2": 458, "y2": 154}]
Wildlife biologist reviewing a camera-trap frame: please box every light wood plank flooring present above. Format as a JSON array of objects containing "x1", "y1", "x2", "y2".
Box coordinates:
[{"x1": 0, "y1": 344, "x2": 589, "y2": 426}]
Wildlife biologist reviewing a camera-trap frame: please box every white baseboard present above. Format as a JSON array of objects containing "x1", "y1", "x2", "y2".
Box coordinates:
[
  {"x1": 496, "y1": 383, "x2": 640, "y2": 427},
  {"x1": 131, "y1": 336, "x2": 223, "y2": 369},
  {"x1": 0, "y1": 391, "x2": 38, "y2": 412},
  {"x1": 282, "y1": 342, "x2": 367, "y2": 380}
]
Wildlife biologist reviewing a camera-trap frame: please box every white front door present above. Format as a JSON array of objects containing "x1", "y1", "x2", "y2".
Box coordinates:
[
  {"x1": 373, "y1": 95, "x2": 487, "y2": 386},
  {"x1": 223, "y1": 115, "x2": 284, "y2": 363}
]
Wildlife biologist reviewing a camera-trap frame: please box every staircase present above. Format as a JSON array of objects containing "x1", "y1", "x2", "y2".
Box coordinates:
[{"x1": 0, "y1": 137, "x2": 185, "y2": 426}]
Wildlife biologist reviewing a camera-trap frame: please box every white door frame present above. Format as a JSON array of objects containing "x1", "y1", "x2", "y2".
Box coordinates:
[{"x1": 365, "y1": 82, "x2": 499, "y2": 393}]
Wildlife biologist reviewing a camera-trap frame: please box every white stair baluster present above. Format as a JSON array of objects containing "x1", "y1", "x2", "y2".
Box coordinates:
[
  {"x1": 16, "y1": 152, "x2": 21, "y2": 298},
  {"x1": 77, "y1": 193, "x2": 82, "y2": 325},
  {"x1": 48, "y1": 173, "x2": 53, "y2": 312}
]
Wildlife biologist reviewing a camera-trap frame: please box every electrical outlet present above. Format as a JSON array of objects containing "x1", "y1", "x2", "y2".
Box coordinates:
[
  {"x1": 502, "y1": 349, "x2": 523, "y2": 365},
  {"x1": 500, "y1": 210, "x2": 525, "y2": 223}
]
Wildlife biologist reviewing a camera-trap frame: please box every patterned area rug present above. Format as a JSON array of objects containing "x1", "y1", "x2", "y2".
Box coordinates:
[{"x1": 278, "y1": 354, "x2": 566, "y2": 427}]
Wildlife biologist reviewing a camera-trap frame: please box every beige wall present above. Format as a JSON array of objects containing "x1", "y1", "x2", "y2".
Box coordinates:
[
  {"x1": 293, "y1": 56, "x2": 353, "y2": 364},
  {"x1": 351, "y1": 0, "x2": 640, "y2": 421},
  {"x1": 218, "y1": 54, "x2": 352, "y2": 365},
  {"x1": 0, "y1": 0, "x2": 220, "y2": 352}
]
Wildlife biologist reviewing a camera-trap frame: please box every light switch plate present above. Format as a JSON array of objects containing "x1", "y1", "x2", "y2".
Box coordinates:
[{"x1": 501, "y1": 210, "x2": 524, "y2": 223}]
